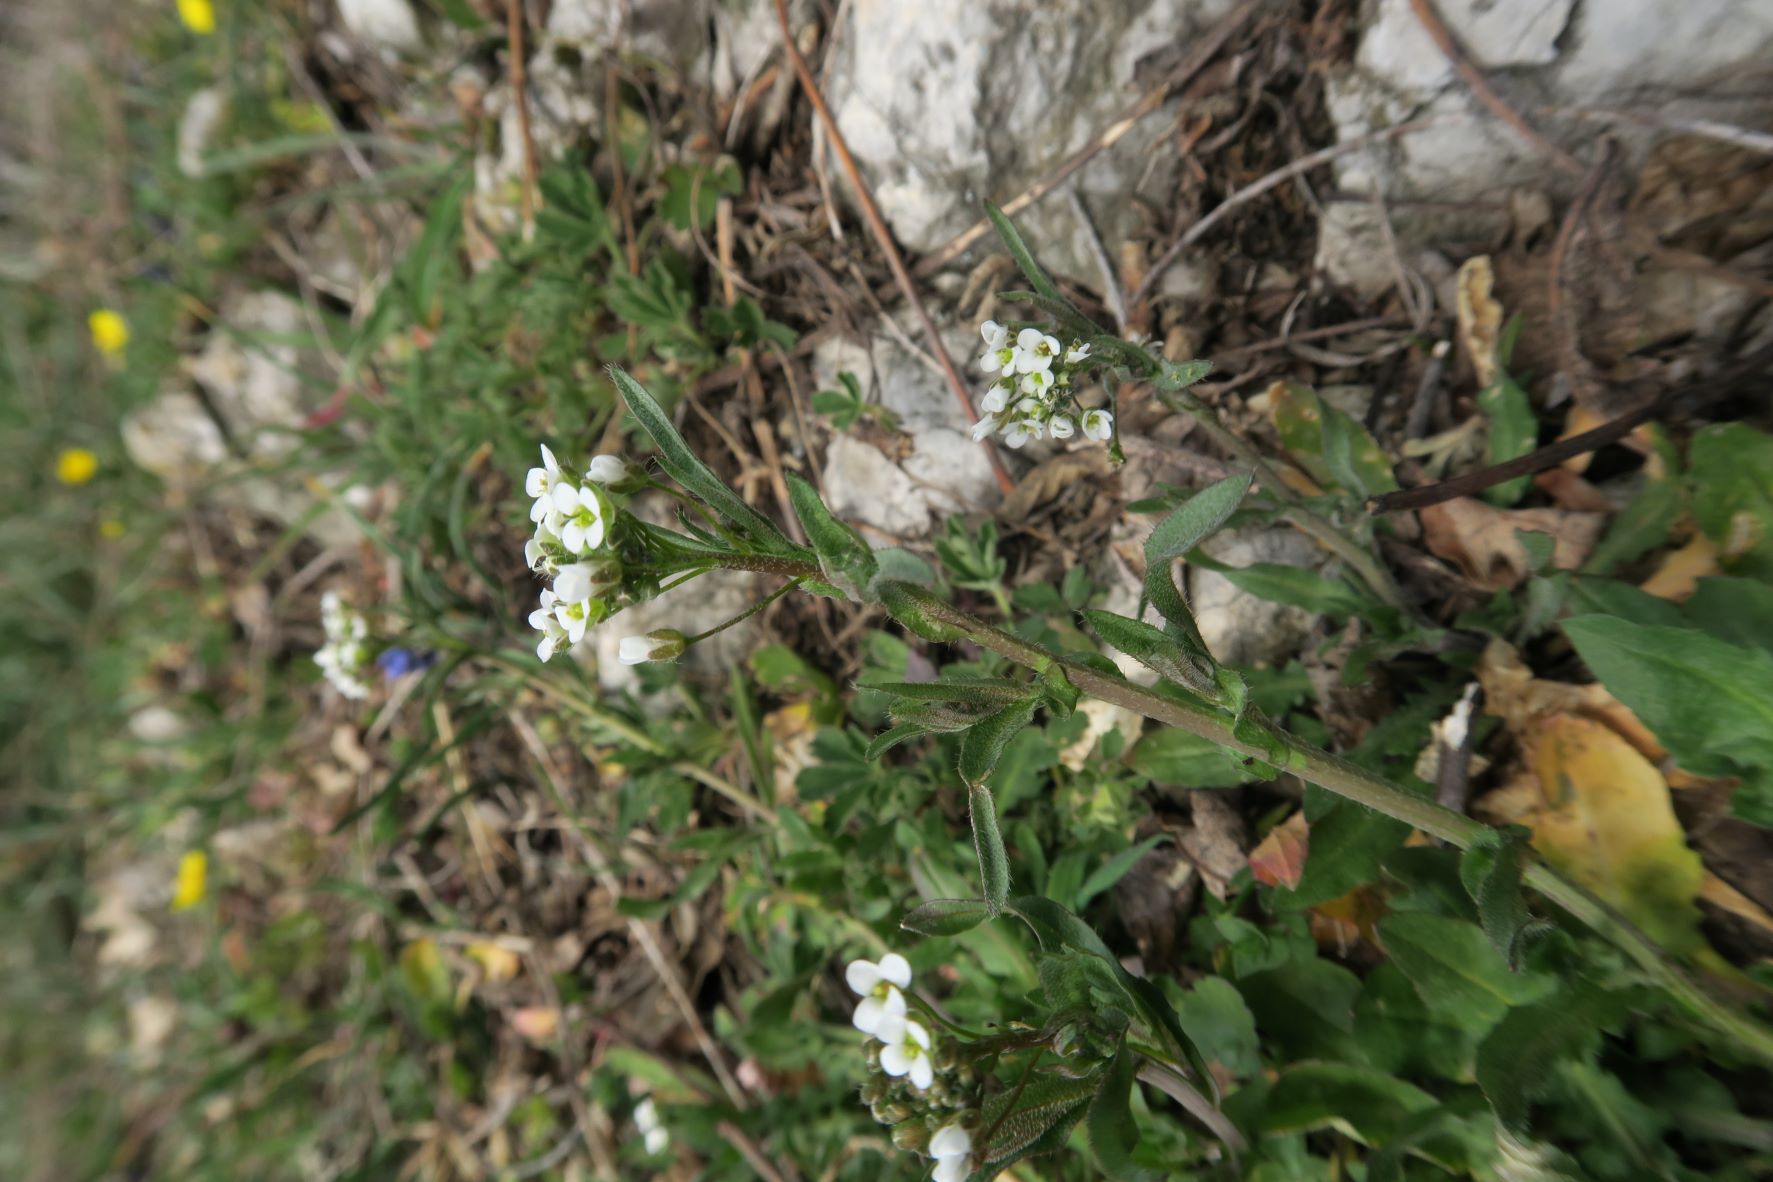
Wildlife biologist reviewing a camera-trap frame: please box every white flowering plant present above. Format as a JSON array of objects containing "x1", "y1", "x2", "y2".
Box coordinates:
[{"x1": 510, "y1": 210, "x2": 1773, "y2": 1181}]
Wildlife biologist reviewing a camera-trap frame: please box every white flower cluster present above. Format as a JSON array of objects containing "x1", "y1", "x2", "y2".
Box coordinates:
[
  {"x1": 314, "y1": 590, "x2": 372, "y2": 699},
  {"x1": 971, "y1": 320, "x2": 1112, "y2": 449},
  {"x1": 929, "y1": 1123, "x2": 973, "y2": 1182},
  {"x1": 847, "y1": 953, "x2": 938, "y2": 1089},
  {"x1": 524, "y1": 444, "x2": 630, "y2": 662},
  {"x1": 633, "y1": 1096, "x2": 668, "y2": 1155}
]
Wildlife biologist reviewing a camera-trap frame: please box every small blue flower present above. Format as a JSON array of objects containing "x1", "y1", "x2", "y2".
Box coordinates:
[{"x1": 376, "y1": 647, "x2": 435, "y2": 680}]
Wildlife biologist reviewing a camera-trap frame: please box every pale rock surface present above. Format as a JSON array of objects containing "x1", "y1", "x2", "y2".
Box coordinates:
[
  {"x1": 590, "y1": 569, "x2": 764, "y2": 694},
  {"x1": 336, "y1": 0, "x2": 424, "y2": 54},
  {"x1": 825, "y1": 0, "x2": 1239, "y2": 280},
  {"x1": 1188, "y1": 527, "x2": 1324, "y2": 667},
  {"x1": 812, "y1": 319, "x2": 1002, "y2": 538}
]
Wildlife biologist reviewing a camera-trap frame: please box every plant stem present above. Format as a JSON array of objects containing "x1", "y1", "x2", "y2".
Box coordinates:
[{"x1": 877, "y1": 579, "x2": 1773, "y2": 1066}]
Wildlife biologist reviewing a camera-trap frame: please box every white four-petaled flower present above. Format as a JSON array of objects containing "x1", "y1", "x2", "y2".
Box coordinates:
[
  {"x1": 529, "y1": 589, "x2": 569, "y2": 661},
  {"x1": 634, "y1": 1096, "x2": 669, "y2": 1155},
  {"x1": 552, "y1": 483, "x2": 608, "y2": 554},
  {"x1": 877, "y1": 1015, "x2": 935, "y2": 1090},
  {"x1": 930, "y1": 1123, "x2": 972, "y2": 1182},
  {"x1": 1081, "y1": 408, "x2": 1114, "y2": 441},
  {"x1": 1013, "y1": 328, "x2": 1060, "y2": 374},
  {"x1": 845, "y1": 952, "x2": 912, "y2": 1036}
]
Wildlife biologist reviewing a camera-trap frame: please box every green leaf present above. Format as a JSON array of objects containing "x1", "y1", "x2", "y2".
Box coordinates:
[
  {"x1": 1319, "y1": 398, "x2": 1399, "y2": 497},
  {"x1": 1476, "y1": 997, "x2": 1603, "y2": 1132},
  {"x1": 1691, "y1": 423, "x2": 1773, "y2": 576},
  {"x1": 608, "y1": 367, "x2": 794, "y2": 552},
  {"x1": 1237, "y1": 958, "x2": 1364, "y2": 1062},
  {"x1": 1354, "y1": 960, "x2": 1484, "y2": 1083},
  {"x1": 872, "y1": 546, "x2": 935, "y2": 586},
  {"x1": 900, "y1": 897, "x2": 993, "y2": 937},
  {"x1": 1153, "y1": 358, "x2": 1214, "y2": 391},
  {"x1": 1459, "y1": 826, "x2": 1534, "y2": 968},
  {"x1": 985, "y1": 203, "x2": 1065, "y2": 305},
  {"x1": 959, "y1": 700, "x2": 1040, "y2": 786},
  {"x1": 1074, "y1": 835, "x2": 1170, "y2": 909},
  {"x1": 1007, "y1": 895, "x2": 1118, "y2": 960},
  {"x1": 1686, "y1": 577, "x2": 1773, "y2": 654},
  {"x1": 1088, "y1": 1049, "x2": 1162, "y2": 1182},
  {"x1": 1478, "y1": 373, "x2": 1537, "y2": 505},
  {"x1": 1260, "y1": 1063, "x2": 1437, "y2": 1145},
  {"x1": 976, "y1": 1074, "x2": 1096, "y2": 1169},
  {"x1": 865, "y1": 678, "x2": 1030, "y2": 706},
  {"x1": 863, "y1": 722, "x2": 928, "y2": 761},
  {"x1": 785, "y1": 471, "x2": 875, "y2": 596},
  {"x1": 1175, "y1": 977, "x2": 1261, "y2": 1079},
  {"x1": 1275, "y1": 792, "x2": 1408, "y2": 909},
  {"x1": 1562, "y1": 615, "x2": 1773, "y2": 789},
  {"x1": 1582, "y1": 470, "x2": 1685, "y2": 575},
  {"x1": 1189, "y1": 553, "x2": 1379, "y2": 617},
  {"x1": 659, "y1": 159, "x2": 742, "y2": 232},
  {"x1": 1376, "y1": 913, "x2": 1554, "y2": 1031},
  {"x1": 1146, "y1": 472, "x2": 1253, "y2": 564},
  {"x1": 970, "y1": 781, "x2": 1011, "y2": 915},
  {"x1": 1082, "y1": 609, "x2": 1216, "y2": 695},
  {"x1": 875, "y1": 580, "x2": 964, "y2": 642},
  {"x1": 1129, "y1": 728, "x2": 1262, "y2": 789}
]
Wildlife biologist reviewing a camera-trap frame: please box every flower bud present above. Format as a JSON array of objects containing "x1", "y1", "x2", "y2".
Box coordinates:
[
  {"x1": 553, "y1": 559, "x2": 620, "y2": 604},
  {"x1": 859, "y1": 1075, "x2": 886, "y2": 1103},
  {"x1": 890, "y1": 1119, "x2": 930, "y2": 1152},
  {"x1": 617, "y1": 628, "x2": 685, "y2": 666}
]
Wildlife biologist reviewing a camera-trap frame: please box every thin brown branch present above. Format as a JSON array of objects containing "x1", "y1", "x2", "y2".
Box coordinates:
[
  {"x1": 1406, "y1": 0, "x2": 1581, "y2": 173},
  {"x1": 504, "y1": 0, "x2": 539, "y2": 236},
  {"x1": 1130, "y1": 117, "x2": 1454, "y2": 305},
  {"x1": 772, "y1": 0, "x2": 1015, "y2": 495},
  {"x1": 910, "y1": 0, "x2": 1265, "y2": 278}
]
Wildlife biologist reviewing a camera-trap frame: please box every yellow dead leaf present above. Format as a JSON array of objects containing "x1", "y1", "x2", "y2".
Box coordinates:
[
  {"x1": 1456, "y1": 255, "x2": 1504, "y2": 388},
  {"x1": 467, "y1": 941, "x2": 521, "y2": 983},
  {"x1": 1519, "y1": 714, "x2": 1704, "y2": 955},
  {"x1": 1478, "y1": 638, "x2": 1667, "y2": 763},
  {"x1": 1640, "y1": 534, "x2": 1720, "y2": 602}
]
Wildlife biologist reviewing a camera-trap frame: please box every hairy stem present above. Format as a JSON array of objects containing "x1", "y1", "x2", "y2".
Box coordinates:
[{"x1": 878, "y1": 579, "x2": 1773, "y2": 1065}]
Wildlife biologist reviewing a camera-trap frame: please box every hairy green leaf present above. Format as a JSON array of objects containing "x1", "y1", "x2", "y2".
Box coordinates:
[
  {"x1": 1088, "y1": 1049, "x2": 1162, "y2": 1182},
  {"x1": 785, "y1": 470, "x2": 875, "y2": 596},
  {"x1": 1082, "y1": 609, "x2": 1216, "y2": 695},
  {"x1": 1459, "y1": 826, "x2": 1534, "y2": 968},
  {"x1": 900, "y1": 897, "x2": 993, "y2": 937},
  {"x1": 1377, "y1": 912, "x2": 1554, "y2": 1031},
  {"x1": 970, "y1": 781, "x2": 1011, "y2": 914},
  {"x1": 608, "y1": 367, "x2": 795, "y2": 552},
  {"x1": 1476, "y1": 997, "x2": 1603, "y2": 1132}
]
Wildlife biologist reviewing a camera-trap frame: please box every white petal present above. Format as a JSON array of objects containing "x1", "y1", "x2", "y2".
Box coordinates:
[
  {"x1": 978, "y1": 350, "x2": 1002, "y2": 374},
  {"x1": 877, "y1": 953, "x2": 911, "y2": 989},
  {"x1": 845, "y1": 959, "x2": 883, "y2": 995},
  {"x1": 525, "y1": 467, "x2": 549, "y2": 497},
  {"x1": 524, "y1": 538, "x2": 544, "y2": 570},
  {"x1": 1016, "y1": 327, "x2": 1043, "y2": 351},
  {"x1": 902, "y1": 1018, "x2": 930, "y2": 1050},
  {"x1": 981, "y1": 319, "x2": 1008, "y2": 349},
  {"x1": 1004, "y1": 427, "x2": 1030, "y2": 449},
  {"x1": 879, "y1": 1044, "x2": 912, "y2": 1078},
  {"x1": 909, "y1": 1055, "x2": 934, "y2": 1091},
  {"x1": 566, "y1": 614, "x2": 587, "y2": 645},
  {"x1": 587, "y1": 454, "x2": 629, "y2": 483},
  {"x1": 933, "y1": 1156, "x2": 969, "y2": 1182},
  {"x1": 1040, "y1": 333, "x2": 1061, "y2": 356},
  {"x1": 579, "y1": 512, "x2": 606, "y2": 552},
  {"x1": 551, "y1": 483, "x2": 581, "y2": 514},
  {"x1": 529, "y1": 496, "x2": 550, "y2": 523},
  {"x1": 536, "y1": 635, "x2": 555, "y2": 662},
  {"x1": 539, "y1": 443, "x2": 559, "y2": 473},
  {"x1": 528, "y1": 607, "x2": 552, "y2": 631},
  {"x1": 852, "y1": 995, "x2": 887, "y2": 1034},
  {"x1": 1049, "y1": 416, "x2": 1074, "y2": 439},
  {"x1": 970, "y1": 417, "x2": 996, "y2": 442},
  {"x1": 981, "y1": 384, "x2": 1008, "y2": 414},
  {"x1": 930, "y1": 1125, "x2": 972, "y2": 1158},
  {"x1": 644, "y1": 1128, "x2": 668, "y2": 1154},
  {"x1": 562, "y1": 520, "x2": 586, "y2": 553},
  {"x1": 618, "y1": 634, "x2": 652, "y2": 665},
  {"x1": 554, "y1": 563, "x2": 593, "y2": 604},
  {"x1": 1066, "y1": 343, "x2": 1092, "y2": 364}
]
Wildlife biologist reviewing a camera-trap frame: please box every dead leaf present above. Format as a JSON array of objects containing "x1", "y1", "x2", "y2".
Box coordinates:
[
  {"x1": 1556, "y1": 404, "x2": 1609, "y2": 474},
  {"x1": 1456, "y1": 255, "x2": 1503, "y2": 389},
  {"x1": 467, "y1": 941, "x2": 521, "y2": 984},
  {"x1": 511, "y1": 1006, "x2": 560, "y2": 1043},
  {"x1": 1701, "y1": 872, "x2": 1773, "y2": 939},
  {"x1": 1477, "y1": 638, "x2": 1666, "y2": 763},
  {"x1": 1179, "y1": 790, "x2": 1248, "y2": 899},
  {"x1": 1001, "y1": 449, "x2": 1109, "y2": 521},
  {"x1": 1419, "y1": 498, "x2": 1604, "y2": 591},
  {"x1": 1517, "y1": 714, "x2": 1704, "y2": 955},
  {"x1": 1640, "y1": 534, "x2": 1720, "y2": 602},
  {"x1": 762, "y1": 701, "x2": 817, "y2": 803},
  {"x1": 1532, "y1": 467, "x2": 1613, "y2": 513},
  {"x1": 1249, "y1": 812, "x2": 1309, "y2": 890}
]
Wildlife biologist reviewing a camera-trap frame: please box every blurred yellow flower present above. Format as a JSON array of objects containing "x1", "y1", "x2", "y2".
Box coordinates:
[
  {"x1": 89, "y1": 309, "x2": 129, "y2": 356},
  {"x1": 178, "y1": 0, "x2": 216, "y2": 34},
  {"x1": 172, "y1": 850, "x2": 208, "y2": 910},
  {"x1": 57, "y1": 448, "x2": 99, "y2": 486},
  {"x1": 101, "y1": 518, "x2": 127, "y2": 539}
]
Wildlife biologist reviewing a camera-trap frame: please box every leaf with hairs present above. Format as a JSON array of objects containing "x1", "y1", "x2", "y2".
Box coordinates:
[
  {"x1": 1088, "y1": 1049, "x2": 1162, "y2": 1182},
  {"x1": 901, "y1": 897, "x2": 993, "y2": 937}
]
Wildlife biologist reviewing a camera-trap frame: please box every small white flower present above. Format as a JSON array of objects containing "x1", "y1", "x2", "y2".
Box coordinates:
[
  {"x1": 1081, "y1": 408, "x2": 1113, "y2": 441},
  {"x1": 553, "y1": 596, "x2": 594, "y2": 645},
  {"x1": 1013, "y1": 328, "x2": 1060, "y2": 374},
  {"x1": 1003, "y1": 423, "x2": 1034, "y2": 449},
  {"x1": 980, "y1": 382, "x2": 1010, "y2": 414},
  {"x1": 529, "y1": 589, "x2": 568, "y2": 661},
  {"x1": 1065, "y1": 342, "x2": 1092, "y2": 364},
  {"x1": 525, "y1": 444, "x2": 562, "y2": 499},
  {"x1": 586, "y1": 454, "x2": 630, "y2": 484},
  {"x1": 930, "y1": 1124, "x2": 972, "y2": 1182},
  {"x1": 1048, "y1": 415, "x2": 1075, "y2": 439},
  {"x1": 846, "y1": 952, "x2": 912, "y2": 1035},
  {"x1": 315, "y1": 591, "x2": 372, "y2": 698},
  {"x1": 978, "y1": 345, "x2": 1016, "y2": 377},
  {"x1": 634, "y1": 1097, "x2": 668, "y2": 1155},
  {"x1": 553, "y1": 560, "x2": 614, "y2": 605},
  {"x1": 525, "y1": 521, "x2": 562, "y2": 574},
  {"x1": 970, "y1": 416, "x2": 997, "y2": 443},
  {"x1": 553, "y1": 483, "x2": 608, "y2": 554},
  {"x1": 878, "y1": 1016, "x2": 935, "y2": 1090},
  {"x1": 618, "y1": 629, "x2": 686, "y2": 666},
  {"x1": 1019, "y1": 369, "x2": 1054, "y2": 397},
  {"x1": 980, "y1": 319, "x2": 1010, "y2": 351}
]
